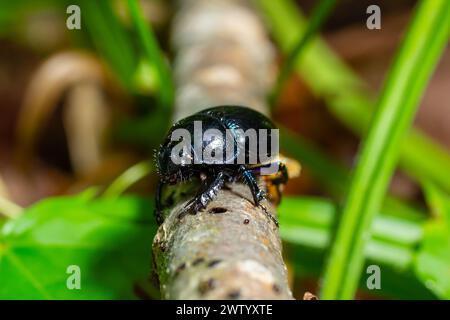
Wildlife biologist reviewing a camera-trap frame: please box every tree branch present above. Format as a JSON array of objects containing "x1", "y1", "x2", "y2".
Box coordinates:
[{"x1": 152, "y1": 0, "x2": 293, "y2": 299}]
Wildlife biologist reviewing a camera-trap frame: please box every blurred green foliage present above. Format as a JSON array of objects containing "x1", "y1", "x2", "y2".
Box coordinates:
[
  {"x1": 271, "y1": 0, "x2": 337, "y2": 106},
  {"x1": 320, "y1": 0, "x2": 450, "y2": 299},
  {"x1": 279, "y1": 197, "x2": 436, "y2": 299},
  {"x1": 0, "y1": 192, "x2": 157, "y2": 299},
  {"x1": 416, "y1": 182, "x2": 450, "y2": 298},
  {"x1": 258, "y1": 0, "x2": 450, "y2": 299},
  {"x1": 79, "y1": 0, "x2": 138, "y2": 90},
  {"x1": 258, "y1": 0, "x2": 450, "y2": 194}
]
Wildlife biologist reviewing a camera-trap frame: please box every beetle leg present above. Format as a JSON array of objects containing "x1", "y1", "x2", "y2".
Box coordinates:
[
  {"x1": 239, "y1": 165, "x2": 280, "y2": 227},
  {"x1": 238, "y1": 165, "x2": 266, "y2": 205},
  {"x1": 252, "y1": 161, "x2": 288, "y2": 205},
  {"x1": 269, "y1": 161, "x2": 288, "y2": 185},
  {"x1": 178, "y1": 171, "x2": 227, "y2": 220},
  {"x1": 267, "y1": 161, "x2": 288, "y2": 204},
  {"x1": 178, "y1": 175, "x2": 211, "y2": 219}
]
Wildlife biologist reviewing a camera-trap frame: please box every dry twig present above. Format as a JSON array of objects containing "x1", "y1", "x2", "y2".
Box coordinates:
[{"x1": 152, "y1": 0, "x2": 293, "y2": 299}]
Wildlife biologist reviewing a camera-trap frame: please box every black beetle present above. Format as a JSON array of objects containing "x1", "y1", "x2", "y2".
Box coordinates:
[{"x1": 155, "y1": 105, "x2": 289, "y2": 225}]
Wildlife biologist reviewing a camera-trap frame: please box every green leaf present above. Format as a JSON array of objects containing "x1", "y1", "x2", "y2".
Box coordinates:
[
  {"x1": 415, "y1": 184, "x2": 450, "y2": 299},
  {"x1": 422, "y1": 181, "x2": 450, "y2": 223},
  {"x1": 0, "y1": 194, "x2": 158, "y2": 299},
  {"x1": 415, "y1": 221, "x2": 450, "y2": 299}
]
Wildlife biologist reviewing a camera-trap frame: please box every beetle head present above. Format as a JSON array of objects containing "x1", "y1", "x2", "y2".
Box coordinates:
[{"x1": 156, "y1": 140, "x2": 193, "y2": 185}]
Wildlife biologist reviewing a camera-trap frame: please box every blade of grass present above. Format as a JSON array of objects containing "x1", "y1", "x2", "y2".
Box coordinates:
[
  {"x1": 257, "y1": 0, "x2": 450, "y2": 194},
  {"x1": 279, "y1": 197, "x2": 423, "y2": 269},
  {"x1": 422, "y1": 181, "x2": 449, "y2": 221},
  {"x1": 270, "y1": 0, "x2": 337, "y2": 107},
  {"x1": 320, "y1": 0, "x2": 450, "y2": 299},
  {"x1": 79, "y1": 0, "x2": 137, "y2": 90},
  {"x1": 279, "y1": 196, "x2": 434, "y2": 299},
  {"x1": 416, "y1": 181, "x2": 450, "y2": 299},
  {"x1": 0, "y1": 196, "x2": 23, "y2": 219},
  {"x1": 103, "y1": 161, "x2": 153, "y2": 197},
  {"x1": 280, "y1": 125, "x2": 347, "y2": 195},
  {"x1": 281, "y1": 126, "x2": 426, "y2": 220},
  {"x1": 127, "y1": 0, "x2": 174, "y2": 110}
]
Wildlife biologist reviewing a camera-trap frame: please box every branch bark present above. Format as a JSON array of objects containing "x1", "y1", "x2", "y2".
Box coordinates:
[{"x1": 152, "y1": 0, "x2": 293, "y2": 299}]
